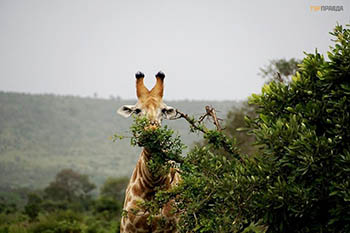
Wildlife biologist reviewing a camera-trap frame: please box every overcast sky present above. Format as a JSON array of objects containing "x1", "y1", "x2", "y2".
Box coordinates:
[{"x1": 0, "y1": 0, "x2": 349, "y2": 100}]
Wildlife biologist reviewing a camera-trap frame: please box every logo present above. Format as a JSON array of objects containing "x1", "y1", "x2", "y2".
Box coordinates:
[{"x1": 310, "y1": 5, "x2": 344, "y2": 12}]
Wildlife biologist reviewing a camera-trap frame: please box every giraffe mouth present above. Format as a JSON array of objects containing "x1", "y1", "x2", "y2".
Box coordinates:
[{"x1": 145, "y1": 121, "x2": 160, "y2": 130}]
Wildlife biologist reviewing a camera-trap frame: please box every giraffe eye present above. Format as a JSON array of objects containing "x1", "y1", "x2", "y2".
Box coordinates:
[
  {"x1": 161, "y1": 107, "x2": 176, "y2": 119},
  {"x1": 134, "y1": 108, "x2": 141, "y2": 114},
  {"x1": 162, "y1": 108, "x2": 174, "y2": 114}
]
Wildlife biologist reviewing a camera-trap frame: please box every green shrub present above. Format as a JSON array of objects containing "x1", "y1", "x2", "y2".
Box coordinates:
[
  {"x1": 28, "y1": 210, "x2": 84, "y2": 233},
  {"x1": 245, "y1": 24, "x2": 350, "y2": 232},
  {"x1": 100, "y1": 177, "x2": 129, "y2": 203},
  {"x1": 93, "y1": 197, "x2": 121, "y2": 220},
  {"x1": 0, "y1": 213, "x2": 27, "y2": 226},
  {"x1": 0, "y1": 225, "x2": 27, "y2": 233},
  {"x1": 24, "y1": 193, "x2": 42, "y2": 221},
  {"x1": 84, "y1": 217, "x2": 120, "y2": 233},
  {"x1": 126, "y1": 24, "x2": 350, "y2": 233}
]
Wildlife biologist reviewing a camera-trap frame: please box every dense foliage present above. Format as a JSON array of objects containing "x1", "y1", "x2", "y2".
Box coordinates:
[
  {"x1": 100, "y1": 177, "x2": 129, "y2": 202},
  {"x1": 0, "y1": 169, "x2": 127, "y2": 233},
  {"x1": 223, "y1": 102, "x2": 257, "y2": 156},
  {"x1": 131, "y1": 25, "x2": 350, "y2": 232},
  {"x1": 44, "y1": 169, "x2": 96, "y2": 203},
  {"x1": 246, "y1": 24, "x2": 350, "y2": 232},
  {"x1": 130, "y1": 115, "x2": 263, "y2": 232}
]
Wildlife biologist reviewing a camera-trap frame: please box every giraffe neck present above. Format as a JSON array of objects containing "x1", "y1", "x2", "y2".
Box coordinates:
[
  {"x1": 128, "y1": 148, "x2": 169, "y2": 200},
  {"x1": 120, "y1": 148, "x2": 179, "y2": 233}
]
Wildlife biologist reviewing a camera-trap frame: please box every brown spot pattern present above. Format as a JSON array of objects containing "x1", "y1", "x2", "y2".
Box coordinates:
[
  {"x1": 125, "y1": 223, "x2": 136, "y2": 232},
  {"x1": 134, "y1": 215, "x2": 148, "y2": 229},
  {"x1": 132, "y1": 184, "x2": 142, "y2": 197}
]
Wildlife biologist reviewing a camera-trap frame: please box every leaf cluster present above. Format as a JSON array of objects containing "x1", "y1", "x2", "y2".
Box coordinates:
[{"x1": 129, "y1": 117, "x2": 185, "y2": 178}]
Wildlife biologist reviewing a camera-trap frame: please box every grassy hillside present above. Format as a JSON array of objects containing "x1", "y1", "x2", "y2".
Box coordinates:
[{"x1": 0, "y1": 91, "x2": 237, "y2": 188}]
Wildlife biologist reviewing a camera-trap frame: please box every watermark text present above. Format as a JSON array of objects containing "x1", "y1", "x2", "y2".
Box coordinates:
[{"x1": 310, "y1": 5, "x2": 344, "y2": 12}]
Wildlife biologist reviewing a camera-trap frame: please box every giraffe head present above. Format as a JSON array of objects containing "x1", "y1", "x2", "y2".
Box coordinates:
[{"x1": 117, "y1": 71, "x2": 176, "y2": 128}]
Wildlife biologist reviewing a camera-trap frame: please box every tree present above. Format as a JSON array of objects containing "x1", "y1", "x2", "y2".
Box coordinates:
[
  {"x1": 94, "y1": 196, "x2": 122, "y2": 221},
  {"x1": 94, "y1": 177, "x2": 128, "y2": 221},
  {"x1": 259, "y1": 58, "x2": 301, "y2": 83},
  {"x1": 100, "y1": 177, "x2": 129, "y2": 202},
  {"x1": 24, "y1": 193, "x2": 42, "y2": 220},
  {"x1": 44, "y1": 169, "x2": 96, "y2": 203},
  {"x1": 220, "y1": 58, "x2": 301, "y2": 156},
  {"x1": 245, "y1": 24, "x2": 350, "y2": 232},
  {"x1": 123, "y1": 24, "x2": 350, "y2": 233},
  {"x1": 223, "y1": 102, "x2": 257, "y2": 155}
]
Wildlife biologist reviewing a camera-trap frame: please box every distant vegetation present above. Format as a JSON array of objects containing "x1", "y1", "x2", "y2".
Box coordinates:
[
  {"x1": 0, "y1": 92, "x2": 236, "y2": 189},
  {"x1": 0, "y1": 168, "x2": 127, "y2": 233}
]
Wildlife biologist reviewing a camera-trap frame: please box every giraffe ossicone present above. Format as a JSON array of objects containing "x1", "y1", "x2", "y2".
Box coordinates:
[{"x1": 117, "y1": 71, "x2": 180, "y2": 233}]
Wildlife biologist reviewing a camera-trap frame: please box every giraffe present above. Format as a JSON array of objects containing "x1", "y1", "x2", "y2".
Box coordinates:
[{"x1": 117, "y1": 71, "x2": 181, "y2": 233}]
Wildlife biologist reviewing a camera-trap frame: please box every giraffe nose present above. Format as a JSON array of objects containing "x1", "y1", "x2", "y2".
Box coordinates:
[
  {"x1": 150, "y1": 120, "x2": 160, "y2": 127},
  {"x1": 145, "y1": 121, "x2": 159, "y2": 130}
]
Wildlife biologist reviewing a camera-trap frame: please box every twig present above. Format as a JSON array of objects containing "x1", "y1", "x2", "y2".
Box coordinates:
[
  {"x1": 174, "y1": 106, "x2": 222, "y2": 132},
  {"x1": 276, "y1": 72, "x2": 284, "y2": 83},
  {"x1": 173, "y1": 107, "x2": 241, "y2": 159},
  {"x1": 173, "y1": 109, "x2": 207, "y2": 133},
  {"x1": 205, "y1": 106, "x2": 222, "y2": 131},
  {"x1": 193, "y1": 213, "x2": 198, "y2": 226}
]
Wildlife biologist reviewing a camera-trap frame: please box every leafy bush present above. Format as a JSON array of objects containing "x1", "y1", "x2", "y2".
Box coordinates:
[
  {"x1": 100, "y1": 177, "x2": 129, "y2": 203},
  {"x1": 24, "y1": 193, "x2": 42, "y2": 221},
  {"x1": 126, "y1": 115, "x2": 257, "y2": 232},
  {"x1": 93, "y1": 197, "x2": 121, "y2": 221},
  {"x1": 44, "y1": 169, "x2": 96, "y2": 204},
  {"x1": 0, "y1": 203, "x2": 17, "y2": 215},
  {"x1": 127, "y1": 117, "x2": 185, "y2": 178},
  {"x1": 223, "y1": 102, "x2": 257, "y2": 155},
  {"x1": 84, "y1": 216, "x2": 120, "y2": 233},
  {"x1": 127, "y1": 24, "x2": 350, "y2": 233},
  {"x1": 245, "y1": 24, "x2": 350, "y2": 232},
  {"x1": 28, "y1": 210, "x2": 83, "y2": 233},
  {"x1": 0, "y1": 212, "x2": 28, "y2": 233}
]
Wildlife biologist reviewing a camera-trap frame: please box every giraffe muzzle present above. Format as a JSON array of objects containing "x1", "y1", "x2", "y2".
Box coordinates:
[{"x1": 145, "y1": 121, "x2": 159, "y2": 130}]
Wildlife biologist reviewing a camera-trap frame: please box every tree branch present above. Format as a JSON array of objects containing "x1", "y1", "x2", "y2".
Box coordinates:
[
  {"x1": 174, "y1": 106, "x2": 222, "y2": 132},
  {"x1": 173, "y1": 106, "x2": 240, "y2": 159}
]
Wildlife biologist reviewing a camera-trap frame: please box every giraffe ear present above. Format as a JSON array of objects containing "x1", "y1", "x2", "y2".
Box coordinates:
[
  {"x1": 162, "y1": 106, "x2": 176, "y2": 120},
  {"x1": 117, "y1": 105, "x2": 136, "y2": 118}
]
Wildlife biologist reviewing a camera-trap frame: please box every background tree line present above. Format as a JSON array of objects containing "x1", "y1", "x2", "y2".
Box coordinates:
[{"x1": 0, "y1": 168, "x2": 128, "y2": 233}]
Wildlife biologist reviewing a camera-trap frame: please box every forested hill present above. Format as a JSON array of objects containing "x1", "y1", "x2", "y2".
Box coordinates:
[{"x1": 0, "y1": 91, "x2": 237, "y2": 189}]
